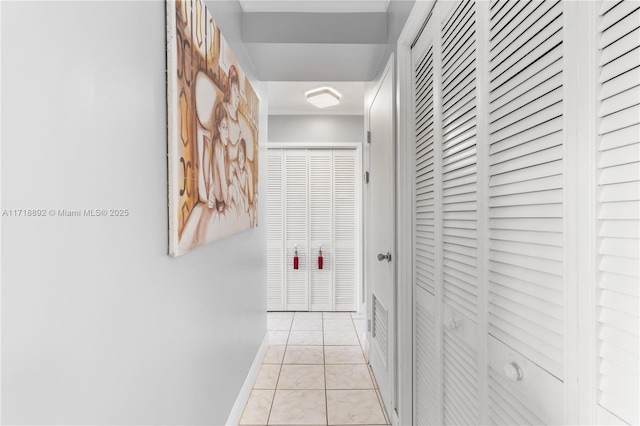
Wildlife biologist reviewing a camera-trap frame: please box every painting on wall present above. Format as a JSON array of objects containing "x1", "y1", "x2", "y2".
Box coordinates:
[{"x1": 166, "y1": 0, "x2": 260, "y2": 256}]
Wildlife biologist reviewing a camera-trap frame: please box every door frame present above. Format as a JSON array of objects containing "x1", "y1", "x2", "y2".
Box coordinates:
[{"x1": 266, "y1": 142, "x2": 364, "y2": 313}]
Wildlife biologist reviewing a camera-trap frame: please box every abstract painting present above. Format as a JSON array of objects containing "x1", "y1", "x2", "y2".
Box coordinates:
[{"x1": 167, "y1": 0, "x2": 260, "y2": 256}]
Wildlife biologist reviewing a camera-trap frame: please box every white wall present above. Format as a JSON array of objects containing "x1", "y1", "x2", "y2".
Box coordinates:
[
  {"x1": 1, "y1": 1, "x2": 267, "y2": 424},
  {"x1": 268, "y1": 115, "x2": 364, "y2": 143}
]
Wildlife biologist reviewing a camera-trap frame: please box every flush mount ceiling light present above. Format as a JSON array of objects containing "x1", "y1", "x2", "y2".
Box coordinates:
[{"x1": 306, "y1": 87, "x2": 341, "y2": 108}]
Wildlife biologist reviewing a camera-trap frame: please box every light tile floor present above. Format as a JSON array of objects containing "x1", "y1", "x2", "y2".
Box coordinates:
[{"x1": 239, "y1": 311, "x2": 390, "y2": 426}]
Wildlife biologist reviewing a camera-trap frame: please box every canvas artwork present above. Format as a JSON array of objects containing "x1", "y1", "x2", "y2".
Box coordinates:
[{"x1": 167, "y1": 0, "x2": 260, "y2": 256}]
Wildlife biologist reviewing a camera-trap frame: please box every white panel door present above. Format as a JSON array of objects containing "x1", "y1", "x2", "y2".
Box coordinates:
[
  {"x1": 596, "y1": 1, "x2": 640, "y2": 424},
  {"x1": 309, "y1": 150, "x2": 333, "y2": 311},
  {"x1": 369, "y1": 60, "x2": 396, "y2": 416},
  {"x1": 487, "y1": 0, "x2": 565, "y2": 423},
  {"x1": 284, "y1": 149, "x2": 309, "y2": 311}
]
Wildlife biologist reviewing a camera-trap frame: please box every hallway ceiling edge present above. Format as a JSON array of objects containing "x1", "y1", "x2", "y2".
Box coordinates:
[{"x1": 205, "y1": 0, "x2": 415, "y2": 82}]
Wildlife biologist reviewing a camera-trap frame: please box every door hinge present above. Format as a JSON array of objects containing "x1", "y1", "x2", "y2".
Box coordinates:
[
  {"x1": 367, "y1": 319, "x2": 371, "y2": 332},
  {"x1": 367, "y1": 131, "x2": 371, "y2": 144},
  {"x1": 364, "y1": 171, "x2": 369, "y2": 184}
]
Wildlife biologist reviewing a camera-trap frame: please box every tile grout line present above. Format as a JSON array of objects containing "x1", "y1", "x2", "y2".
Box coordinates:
[
  {"x1": 322, "y1": 311, "x2": 329, "y2": 426},
  {"x1": 265, "y1": 315, "x2": 291, "y2": 425}
]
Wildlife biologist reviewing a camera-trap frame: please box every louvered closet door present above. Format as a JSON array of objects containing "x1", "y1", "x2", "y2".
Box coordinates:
[
  {"x1": 440, "y1": 3, "x2": 480, "y2": 425},
  {"x1": 309, "y1": 150, "x2": 333, "y2": 311},
  {"x1": 487, "y1": 0, "x2": 565, "y2": 424},
  {"x1": 267, "y1": 149, "x2": 285, "y2": 311},
  {"x1": 333, "y1": 150, "x2": 358, "y2": 311},
  {"x1": 413, "y1": 17, "x2": 438, "y2": 425},
  {"x1": 284, "y1": 150, "x2": 309, "y2": 311},
  {"x1": 596, "y1": 2, "x2": 640, "y2": 424}
]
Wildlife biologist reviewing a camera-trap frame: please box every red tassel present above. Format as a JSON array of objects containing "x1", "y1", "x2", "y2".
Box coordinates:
[
  {"x1": 318, "y1": 250, "x2": 323, "y2": 270},
  {"x1": 293, "y1": 250, "x2": 299, "y2": 270}
]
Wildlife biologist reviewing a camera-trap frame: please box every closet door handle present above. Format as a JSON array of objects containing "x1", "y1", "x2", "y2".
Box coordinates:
[
  {"x1": 377, "y1": 252, "x2": 392, "y2": 262},
  {"x1": 503, "y1": 362, "x2": 524, "y2": 382}
]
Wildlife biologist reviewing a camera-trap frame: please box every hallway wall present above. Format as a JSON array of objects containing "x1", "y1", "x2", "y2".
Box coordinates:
[
  {"x1": 1, "y1": 1, "x2": 267, "y2": 424},
  {"x1": 268, "y1": 115, "x2": 364, "y2": 143}
]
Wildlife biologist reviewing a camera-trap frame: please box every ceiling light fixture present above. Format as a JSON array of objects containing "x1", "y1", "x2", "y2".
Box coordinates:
[{"x1": 306, "y1": 87, "x2": 341, "y2": 108}]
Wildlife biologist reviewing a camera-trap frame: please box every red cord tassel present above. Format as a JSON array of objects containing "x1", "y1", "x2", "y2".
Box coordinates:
[
  {"x1": 318, "y1": 250, "x2": 323, "y2": 270},
  {"x1": 293, "y1": 250, "x2": 299, "y2": 270}
]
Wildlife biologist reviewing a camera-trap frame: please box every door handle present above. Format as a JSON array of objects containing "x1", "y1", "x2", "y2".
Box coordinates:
[{"x1": 377, "y1": 252, "x2": 392, "y2": 262}]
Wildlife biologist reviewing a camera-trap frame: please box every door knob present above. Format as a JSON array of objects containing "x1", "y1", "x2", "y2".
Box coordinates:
[{"x1": 377, "y1": 252, "x2": 392, "y2": 262}]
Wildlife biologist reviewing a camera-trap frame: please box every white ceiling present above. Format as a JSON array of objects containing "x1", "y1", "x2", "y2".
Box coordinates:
[
  {"x1": 239, "y1": 0, "x2": 391, "y2": 13},
  {"x1": 268, "y1": 81, "x2": 365, "y2": 115},
  {"x1": 232, "y1": 0, "x2": 415, "y2": 115}
]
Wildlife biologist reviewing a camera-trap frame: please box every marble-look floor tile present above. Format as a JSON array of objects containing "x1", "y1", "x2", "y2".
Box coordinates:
[
  {"x1": 324, "y1": 345, "x2": 365, "y2": 364},
  {"x1": 268, "y1": 312, "x2": 294, "y2": 319},
  {"x1": 324, "y1": 329, "x2": 360, "y2": 345},
  {"x1": 326, "y1": 390, "x2": 386, "y2": 425},
  {"x1": 283, "y1": 345, "x2": 324, "y2": 364},
  {"x1": 294, "y1": 312, "x2": 323, "y2": 319},
  {"x1": 254, "y1": 364, "x2": 281, "y2": 389},
  {"x1": 323, "y1": 312, "x2": 353, "y2": 319},
  {"x1": 263, "y1": 346, "x2": 286, "y2": 364},
  {"x1": 268, "y1": 390, "x2": 327, "y2": 425},
  {"x1": 277, "y1": 364, "x2": 325, "y2": 390},
  {"x1": 240, "y1": 389, "x2": 274, "y2": 425},
  {"x1": 268, "y1": 331, "x2": 289, "y2": 345},
  {"x1": 291, "y1": 318, "x2": 323, "y2": 331},
  {"x1": 288, "y1": 330, "x2": 324, "y2": 345},
  {"x1": 323, "y1": 319, "x2": 355, "y2": 331},
  {"x1": 325, "y1": 364, "x2": 374, "y2": 389},
  {"x1": 268, "y1": 317, "x2": 293, "y2": 331}
]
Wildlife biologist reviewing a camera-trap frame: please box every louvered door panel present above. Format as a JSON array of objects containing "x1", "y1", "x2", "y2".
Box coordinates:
[
  {"x1": 334, "y1": 150, "x2": 357, "y2": 311},
  {"x1": 488, "y1": 0, "x2": 565, "y2": 384},
  {"x1": 284, "y1": 150, "x2": 309, "y2": 311},
  {"x1": 597, "y1": 2, "x2": 640, "y2": 424},
  {"x1": 309, "y1": 151, "x2": 333, "y2": 311},
  {"x1": 267, "y1": 149, "x2": 284, "y2": 310},
  {"x1": 416, "y1": 44, "x2": 437, "y2": 296},
  {"x1": 441, "y1": 0, "x2": 479, "y2": 324},
  {"x1": 442, "y1": 304, "x2": 480, "y2": 425},
  {"x1": 415, "y1": 286, "x2": 437, "y2": 425}
]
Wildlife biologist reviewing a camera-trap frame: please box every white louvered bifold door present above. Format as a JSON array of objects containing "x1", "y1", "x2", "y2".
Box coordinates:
[
  {"x1": 487, "y1": 0, "x2": 565, "y2": 424},
  {"x1": 596, "y1": 2, "x2": 640, "y2": 424},
  {"x1": 267, "y1": 148, "x2": 359, "y2": 312},
  {"x1": 440, "y1": 3, "x2": 480, "y2": 425},
  {"x1": 309, "y1": 150, "x2": 333, "y2": 311},
  {"x1": 334, "y1": 149, "x2": 358, "y2": 311},
  {"x1": 267, "y1": 149, "x2": 285, "y2": 311},
  {"x1": 284, "y1": 150, "x2": 309, "y2": 311},
  {"x1": 413, "y1": 22, "x2": 438, "y2": 425}
]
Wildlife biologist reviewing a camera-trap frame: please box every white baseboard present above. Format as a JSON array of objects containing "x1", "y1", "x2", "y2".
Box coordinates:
[{"x1": 225, "y1": 333, "x2": 269, "y2": 426}]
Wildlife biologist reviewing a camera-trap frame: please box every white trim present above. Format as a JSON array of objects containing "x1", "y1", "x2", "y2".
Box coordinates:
[
  {"x1": 474, "y1": 2, "x2": 490, "y2": 424},
  {"x1": 0, "y1": 1, "x2": 3, "y2": 422},
  {"x1": 268, "y1": 109, "x2": 365, "y2": 116},
  {"x1": 266, "y1": 141, "x2": 362, "y2": 150},
  {"x1": 563, "y1": 3, "x2": 581, "y2": 424},
  {"x1": 431, "y1": 4, "x2": 445, "y2": 423},
  {"x1": 225, "y1": 333, "x2": 269, "y2": 426},
  {"x1": 238, "y1": 0, "x2": 390, "y2": 14},
  {"x1": 576, "y1": 2, "x2": 598, "y2": 423}
]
